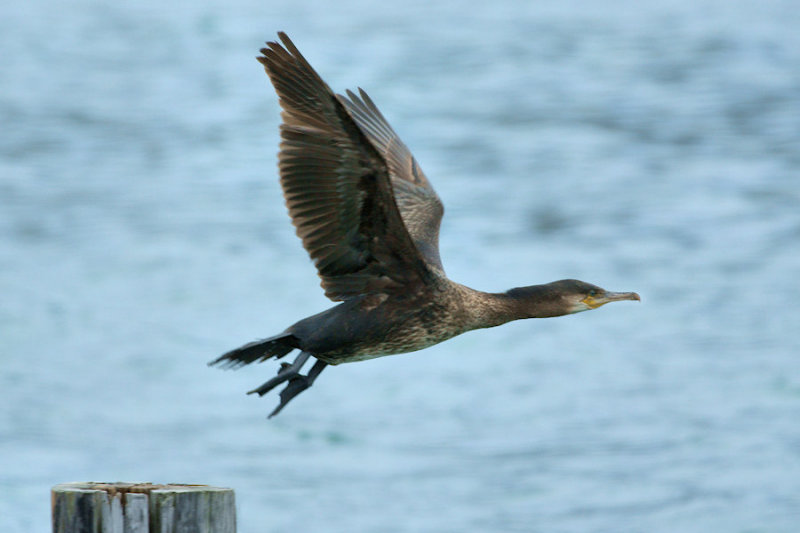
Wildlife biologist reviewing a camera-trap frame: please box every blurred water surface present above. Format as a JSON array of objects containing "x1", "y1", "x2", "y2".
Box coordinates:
[{"x1": 2, "y1": 1, "x2": 799, "y2": 532}]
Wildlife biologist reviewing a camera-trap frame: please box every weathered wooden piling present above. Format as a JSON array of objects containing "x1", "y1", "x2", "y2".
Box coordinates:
[{"x1": 51, "y1": 482, "x2": 235, "y2": 533}]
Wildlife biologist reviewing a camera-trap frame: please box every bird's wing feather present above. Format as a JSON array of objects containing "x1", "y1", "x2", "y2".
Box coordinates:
[
  {"x1": 338, "y1": 89, "x2": 445, "y2": 273},
  {"x1": 258, "y1": 33, "x2": 435, "y2": 301}
]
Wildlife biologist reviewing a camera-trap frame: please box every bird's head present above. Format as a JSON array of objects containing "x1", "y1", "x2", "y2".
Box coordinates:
[
  {"x1": 550, "y1": 279, "x2": 641, "y2": 314},
  {"x1": 505, "y1": 279, "x2": 640, "y2": 319}
]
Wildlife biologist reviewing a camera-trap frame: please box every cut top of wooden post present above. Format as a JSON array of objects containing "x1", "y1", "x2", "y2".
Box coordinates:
[{"x1": 52, "y1": 482, "x2": 236, "y2": 533}]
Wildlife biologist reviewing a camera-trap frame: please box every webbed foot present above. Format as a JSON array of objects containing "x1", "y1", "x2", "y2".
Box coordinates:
[
  {"x1": 269, "y1": 360, "x2": 327, "y2": 418},
  {"x1": 247, "y1": 351, "x2": 327, "y2": 417}
]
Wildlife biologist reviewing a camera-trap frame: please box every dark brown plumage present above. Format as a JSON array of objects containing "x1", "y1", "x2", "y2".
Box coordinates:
[{"x1": 211, "y1": 32, "x2": 640, "y2": 417}]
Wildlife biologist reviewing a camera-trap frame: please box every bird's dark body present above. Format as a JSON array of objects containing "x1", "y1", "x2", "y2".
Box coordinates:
[
  {"x1": 211, "y1": 32, "x2": 640, "y2": 417},
  {"x1": 288, "y1": 287, "x2": 467, "y2": 363}
]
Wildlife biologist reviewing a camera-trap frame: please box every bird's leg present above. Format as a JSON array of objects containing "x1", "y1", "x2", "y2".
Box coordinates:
[
  {"x1": 269, "y1": 360, "x2": 328, "y2": 418},
  {"x1": 247, "y1": 351, "x2": 311, "y2": 396}
]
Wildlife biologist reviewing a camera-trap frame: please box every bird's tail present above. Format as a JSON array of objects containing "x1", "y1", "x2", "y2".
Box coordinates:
[{"x1": 209, "y1": 333, "x2": 299, "y2": 369}]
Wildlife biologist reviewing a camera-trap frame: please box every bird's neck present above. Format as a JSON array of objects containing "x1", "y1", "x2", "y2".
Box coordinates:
[{"x1": 458, "y1": 283, "x2": 567, "y2": 330}]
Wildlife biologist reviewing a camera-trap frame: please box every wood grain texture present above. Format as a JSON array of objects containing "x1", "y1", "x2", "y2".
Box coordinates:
[{"x1": 51, "y1": 483, "x2": 235, "y2": 533}]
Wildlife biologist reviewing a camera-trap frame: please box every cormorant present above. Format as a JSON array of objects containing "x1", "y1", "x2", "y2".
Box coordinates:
[{"x1": 211, "y1": 32, "x2": 640, "y2": 417}]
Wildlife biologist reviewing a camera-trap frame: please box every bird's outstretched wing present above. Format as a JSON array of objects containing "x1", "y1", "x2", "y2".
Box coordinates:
[
  {"x1": 258, "y1": 33, "x2": 436, "y2": 301},
  {"x1": 338, "y1": 89, "x2": 445, "y2": 273}
]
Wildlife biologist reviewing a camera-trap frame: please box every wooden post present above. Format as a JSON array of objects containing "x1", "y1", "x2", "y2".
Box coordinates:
[{"x1": 51, "y1": 482, "x2": 235, "y2": 533}]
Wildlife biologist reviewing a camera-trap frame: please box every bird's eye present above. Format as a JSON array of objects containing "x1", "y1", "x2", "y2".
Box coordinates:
[{"x1": 588, "y1": 290, "x2": 596, "y2": 297}]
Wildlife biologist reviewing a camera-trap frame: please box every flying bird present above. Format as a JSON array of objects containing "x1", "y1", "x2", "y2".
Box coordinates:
[{"x1": 211, "y1": 32, "x2": 640, "y2": 417}]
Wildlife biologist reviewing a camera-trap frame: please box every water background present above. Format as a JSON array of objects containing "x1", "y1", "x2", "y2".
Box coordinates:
[{"x1": 2, "y1": 1, "x2": 799, "y2": 531}]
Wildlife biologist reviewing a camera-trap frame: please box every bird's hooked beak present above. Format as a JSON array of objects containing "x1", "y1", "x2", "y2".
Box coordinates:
[{"x1": 582, "y1": 291, "x2": 641, "y2": 309}]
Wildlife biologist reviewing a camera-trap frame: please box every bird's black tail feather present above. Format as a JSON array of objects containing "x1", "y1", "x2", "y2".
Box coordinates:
[{"x1": 209, "y1": 333, "x2": 299, "y2": 369}]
